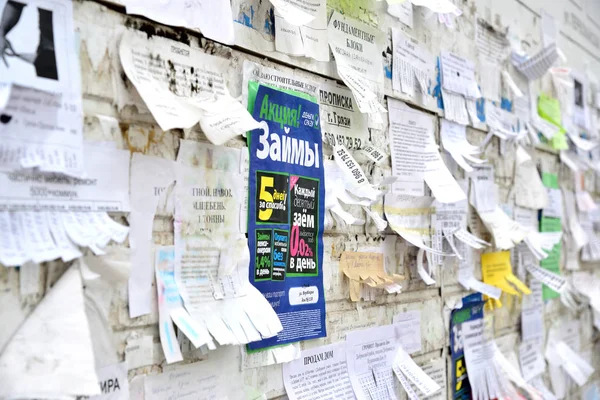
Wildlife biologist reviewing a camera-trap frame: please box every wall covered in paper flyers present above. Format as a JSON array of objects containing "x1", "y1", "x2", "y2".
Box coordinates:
[{"x1": 0, "y1": 0, "x2": 600, "y2": 398}]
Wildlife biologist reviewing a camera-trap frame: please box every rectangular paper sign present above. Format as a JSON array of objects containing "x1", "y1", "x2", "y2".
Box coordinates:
[
  {"x1": 0, "y1": 145, "x2": 130, "y2": 211},
  {"x1": 246, "y1": 82, "x2": 326, "y2": 350},
  {"x1": 282, "y1": 342, "x2": 354, "y2": 400}
]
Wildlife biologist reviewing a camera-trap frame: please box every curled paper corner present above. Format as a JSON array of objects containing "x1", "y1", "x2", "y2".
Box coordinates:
[
  {"x1": 197, "y1": 97, "x2": 263, "y2": 146},
  {"x1": 481, "y1": 251, "x2": 530, "y2": 306},
  {"x1": 501, "y1": 71, "x2": 523, "y2": 98},
  {"x1": 362, "y1": 206, "x2": 388, "y2": 231},
  {"x1": 417, "y1": 248, "x2": 436, "y2": 285},
  {"x1": 119, "y1": 31, "x2": 259, "y2": 146},
  {"x1": 269, "y1": 0, "x2": 316, "y2": 26},
  {"x1": 392, "y1": 345, "x2": 442, "y2": 397},
  {"x1": 442, "y1": 229, "x2": 463, "y2": 260},
  {"x1": 328, "y1": 13, "x2": 386, "y2": 116},
  {"x1": 512, "y1": 44, "x2": 559, "y2": 81},
  {"x1": 271, "y1": 343, "x2": 301, "y2": 364},
  {"x1": 547, "y1": 341, "x2": 595, "y2": 386},
  {"x1": 494, "y1": 346, "x2": 543, "y2": 400},
  {"x1": 0, "y1": 266, "x2": 101, "y2": 399},
  {"x1": 453, "y1": 228, "x2": 490, "y2": 249},
  {"x1": 331, "y1": 146, "x2": 392, "y2": 207}
]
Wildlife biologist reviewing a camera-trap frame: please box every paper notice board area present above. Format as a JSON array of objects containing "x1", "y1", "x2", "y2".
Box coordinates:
[{"x1": 0, "y1": 0, "x2": 600, "y2": 399}]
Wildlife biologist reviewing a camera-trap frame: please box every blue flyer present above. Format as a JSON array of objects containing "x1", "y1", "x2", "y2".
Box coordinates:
[
  {"x1": 246, "y1": 82, "x2": 327, "y2": 350},
  {"x1": 450, "y1": 293, "x2": 484, "y2": 400}
]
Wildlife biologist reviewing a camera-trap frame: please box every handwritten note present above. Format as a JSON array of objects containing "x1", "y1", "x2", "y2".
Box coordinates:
[{"x1": 340, "y1": 252, "x2": 404, "y2": 301}]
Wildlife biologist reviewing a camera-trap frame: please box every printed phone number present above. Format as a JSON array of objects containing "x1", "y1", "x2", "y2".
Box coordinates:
[{"x1": 324, "y1": 133, "x2": 363, "y2": 149}]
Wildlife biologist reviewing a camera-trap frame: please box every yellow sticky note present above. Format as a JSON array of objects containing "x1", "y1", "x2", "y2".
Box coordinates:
[
  {"x1": 481, "y1": 251, "x2": 512, "y2": 286},
  {"x1": 481, "y1": 251, "x2": 530, "y2": 303}
]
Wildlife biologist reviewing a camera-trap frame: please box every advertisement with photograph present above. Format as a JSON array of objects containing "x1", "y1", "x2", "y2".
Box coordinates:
[{"x1": 0, "y1": 0, "x2": 79, "y2": 95}]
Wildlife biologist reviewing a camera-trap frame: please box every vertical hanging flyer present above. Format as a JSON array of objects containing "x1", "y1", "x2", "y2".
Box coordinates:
[
  {"x1": 540, "y1": 172, "x2": 562, "y2": 301},
  {"x1": 450, "y1": 293, "x2": 484, "y2": 400},
  {"x1": 246, "y1": 82, "x2": 327, "y2": 350}
]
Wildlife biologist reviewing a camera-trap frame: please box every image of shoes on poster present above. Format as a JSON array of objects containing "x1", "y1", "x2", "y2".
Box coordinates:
[{"x1": 0, "y1": 0, "x2": 80, "y2": 95}]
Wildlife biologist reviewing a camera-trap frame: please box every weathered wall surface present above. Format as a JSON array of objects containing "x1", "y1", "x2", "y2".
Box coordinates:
[{"x1": 1, "y1": 0, "x2": 600, "y2": 398}]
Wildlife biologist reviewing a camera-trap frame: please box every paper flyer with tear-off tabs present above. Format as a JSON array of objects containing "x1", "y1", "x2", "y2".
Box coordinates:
[{"x1": 246, "y1": 82, "x2": 326, "y2": 350}]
